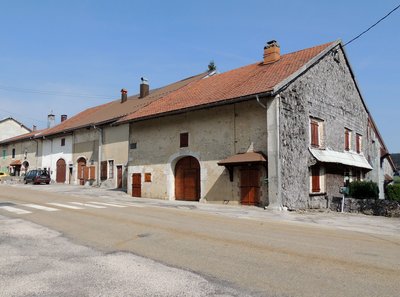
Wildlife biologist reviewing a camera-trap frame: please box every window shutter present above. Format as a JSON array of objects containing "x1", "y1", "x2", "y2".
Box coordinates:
[
  {"x1": 101, "y1": 161, "x2": 107, "y2": 180},
  {"x1": 180, "y1": 132, "x2": 189, "y2": 148},
  {"x1": 356, "y1": 134, "x2": 361, "y2": 153},
  {"x1": 311, "y1": 166, "x2": 320, "y2": 193},
  {"x1": 83, "y1": 167, "x2": 89, "y2": 180},
  {"x1": 345, "y1": 129, "x2": 350, "y2": 151},
  {"x1": 89, "y1": 166, "x2": 96, "y2": 180},
  {"x1": 311, "y1": 121, "x2": 319, "y2": 147}
]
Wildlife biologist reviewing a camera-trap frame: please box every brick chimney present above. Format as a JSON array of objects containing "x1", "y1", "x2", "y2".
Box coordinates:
[
  {"x1": 121, "y1": 88, "x2": 128, "y2": 103},
  {"x1": 61, "y1": 114, "x2": 67, "y2": 122},
  {"x1": 263, "y1": 40, "x2": 280, "y2": 65},
  {"x1": 139, "y1": 77, "x2": 149, "y2": 98}
]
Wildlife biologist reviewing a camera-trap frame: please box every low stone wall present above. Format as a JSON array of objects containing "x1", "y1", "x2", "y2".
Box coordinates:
[{"x1": 329, "y1": 197, "x2": 400, "y2": 217}]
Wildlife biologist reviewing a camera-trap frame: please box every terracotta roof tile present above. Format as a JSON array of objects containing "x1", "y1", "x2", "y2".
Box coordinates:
[
  {"x1": 39, "y1": 72, "x2": 208, "y2": 137},
  {"x1": 119, "y1": 41, "x2": 336, "y2": 122}
]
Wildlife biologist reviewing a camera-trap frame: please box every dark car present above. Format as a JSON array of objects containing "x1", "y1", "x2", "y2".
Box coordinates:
[{"x1": 24, "y1": 170, "x2": 51, "y2": 185}]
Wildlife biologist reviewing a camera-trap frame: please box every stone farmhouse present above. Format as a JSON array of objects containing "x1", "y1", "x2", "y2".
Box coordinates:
[{"x1": 0, "y1": 40, "x2": 395, "y2": 210}]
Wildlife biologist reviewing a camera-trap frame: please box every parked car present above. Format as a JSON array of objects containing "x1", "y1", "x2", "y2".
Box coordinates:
[
  {"x1": 0, "y1": 172, "x2": 9, "y2": 181},
  {"x1": 24, "y1": 170, "x2": 50, "y2": 185}
]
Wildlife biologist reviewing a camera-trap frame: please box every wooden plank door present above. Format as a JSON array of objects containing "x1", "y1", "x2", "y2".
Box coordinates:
[
  {"x1": 56, "y1": 159, "x2": 66, "y2": 183},
  {"x1": 117, "y1": 166, "x2": 123, "y2": 188},
  {"x1": 240, "y1": 167, "x2": 260, "y2": 205},
  {"x1": 132, "y1": 173, "x2": 141, "y2": 197},
  {"x1": 175, "y1": 156, "x2": 200, "y2": 201}
]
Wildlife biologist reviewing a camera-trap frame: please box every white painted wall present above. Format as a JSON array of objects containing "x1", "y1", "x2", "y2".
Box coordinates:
[
  {"x1": 41, "y1": 135, "x2": 73, "y2": 183},
  {"x1": 0, "y1": 118, "x2": 30, "y2": 141}
]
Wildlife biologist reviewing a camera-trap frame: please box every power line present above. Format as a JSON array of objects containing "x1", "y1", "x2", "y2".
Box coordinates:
[
  {"x1": 0, "y1": 85, "x2": 114, "y2": 99},
  {"x1": 344, "y1": 4, "x2": 400, "y2": 47}
]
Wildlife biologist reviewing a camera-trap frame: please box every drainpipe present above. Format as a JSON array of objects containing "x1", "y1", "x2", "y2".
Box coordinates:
[{"x1": 93, "y1": 125, "x2": 103, "y2": 187}]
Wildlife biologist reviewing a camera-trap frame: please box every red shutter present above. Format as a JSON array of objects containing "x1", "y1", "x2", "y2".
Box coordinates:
[
  {"x1": 89, "y1": 166, "x2": 96, "y2": 180},
  {"x1": 356, "y1": 134, "x2": 361, "y2": 153},
  {"x1": 311, "y1": 121, "x2": 319, "y2": 147},
  {"x1": 345, "y1": 129, "x2": 350, "y2": 151},
  {"x1": 311, "y1": 166, "x2": 320, "y2": 193}
]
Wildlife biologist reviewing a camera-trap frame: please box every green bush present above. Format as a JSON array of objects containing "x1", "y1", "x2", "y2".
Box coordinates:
[
  {"x1": 348, "y1": 180, "x2": 379, "y2": 199},
  {"x1": 386, "y1": 184, "x2": 400, "y2": 202}
]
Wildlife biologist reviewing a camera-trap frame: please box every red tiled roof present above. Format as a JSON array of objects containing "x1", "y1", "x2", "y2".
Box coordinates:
[
  {"x1": 39, "y1": 72, "x2": 209, "y2": 137},
  {"x1": 0, "y1": 129, "x2": 45, "y2": 145},
  {"x1": 118, "y1": 41, "x2": 337, "y2": 123},
  {"x1": 218, "y1": 152, "x2": 267, "y2": 166}
]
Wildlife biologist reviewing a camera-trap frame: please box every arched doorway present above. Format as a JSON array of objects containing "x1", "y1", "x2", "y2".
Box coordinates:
[
  {"x1": 175, "y1": 156, "x2": 200, "y2": 201},
  {"x1": 77, "y1": 157, "x2": 86, "y2": 186},
  {"x1": 56, "y1": 159, "x2": 66, "y2": 183}
]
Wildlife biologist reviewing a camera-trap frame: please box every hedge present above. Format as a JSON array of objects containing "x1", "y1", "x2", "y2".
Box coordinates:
[
  {"x1": 348, "y1": 180, "x2": 379, "y2": 199},
  {"x1": 386, "y1": 184, "x2": 400, "y2": 202}
]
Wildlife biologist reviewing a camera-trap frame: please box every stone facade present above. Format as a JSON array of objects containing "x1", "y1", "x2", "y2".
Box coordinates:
[
  {"x1": 330, "y1": 197, "x2": 400, "y2": 217},
  {"x1": 278, "y1": 47, "x2": 373, "y2": 209},
  {"x1": 0, "y1": 138, "x2": 42, "y2": 175}
]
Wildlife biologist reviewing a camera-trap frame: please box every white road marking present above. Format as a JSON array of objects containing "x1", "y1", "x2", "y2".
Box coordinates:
[
  {"x1": 89, "y1": 201, "x2": 127, "y2": 208},
  {"x1": 23, "y1": 204, "x2": 59, "y2": 211},
  {"x1": 70, "y1": 202, "x2": 106, "y2": 208},
  {"x1": 0, "y1": 206, "x2": 32, "y2": 214},
  {"x1": 47, "y1": 203, "x2": 83, "y2": 210},
  {"x1": 115, "y1": 202, "x2": 145, "y2": 207}
]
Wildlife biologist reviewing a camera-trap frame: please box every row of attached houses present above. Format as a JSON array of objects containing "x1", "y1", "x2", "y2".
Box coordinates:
[{"x1": 0, "y1": 39, "x2": 395, "y2": 209}]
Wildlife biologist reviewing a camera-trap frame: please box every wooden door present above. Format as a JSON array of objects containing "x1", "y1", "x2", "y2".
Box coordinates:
[
  {"x1": 132, "y1": 173, "x2": 141, "y2": 197},
  {"x1": 175, "y1": 156, "x2": 200, "y2": 201},
  {"x1": 56, "y1": 159, "x2": 66, "y2": 183},
  {"x1": 77, "y1": 158, "x2": 86, "y2": 186},
  {"x1": 117, "y1": 166, "x2": 123, "y2": 188},
  {"x1": 240, "y1": 167, "x2": 260, "y2": 205}
]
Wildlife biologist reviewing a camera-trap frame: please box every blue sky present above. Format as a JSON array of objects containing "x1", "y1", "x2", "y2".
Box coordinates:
[{"x1": 0, "y1": 1, "x2": 399, "y2": 152}]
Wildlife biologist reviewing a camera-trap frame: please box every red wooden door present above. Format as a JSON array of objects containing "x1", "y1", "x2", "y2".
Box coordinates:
[
  {"x1": 175, "y1": 156, "x2": 200, "y2": 201},
  {"x1": 240, "y1": 167, "x2": 260, "y2": 205},
  {"x1": 77, "y1": 158, "x2": 86, "y2": 185},
  {"x1": 117, "y1": 166, "x2": 123, "y2": 188},
  {"x1": 132, "y1": 173, "x2": 141, "y2": 197},
  {"x1": 56, "y1": 159, "x2": 66, "y2": 183}
]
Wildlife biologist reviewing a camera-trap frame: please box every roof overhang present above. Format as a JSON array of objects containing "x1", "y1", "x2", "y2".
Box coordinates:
[
  {"x1": 218, "y1": 151, "x2": 267, "y2": 167},
  {"x1": 218, "y1": 152, "x2": 267, "y2": 182},
  {"x1": 309, "y1": 148, "x2": 372, "y2": 170},
  {"x1": 10, "y1": 160, "x2": 22, "y2": 166}
]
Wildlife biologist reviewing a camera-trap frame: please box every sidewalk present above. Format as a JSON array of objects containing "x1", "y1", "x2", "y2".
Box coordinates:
[{"x1": 6, "y1": 183, "x2": 400, "y2": 238}]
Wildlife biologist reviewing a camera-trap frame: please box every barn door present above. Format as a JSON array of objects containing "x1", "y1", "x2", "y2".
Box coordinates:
[
  {"x1": 56, "y1": 159, "x2": 66, "y2": 183},
  {"x1": 132, "y1": 173, "x2": 141, "y2": 197},
  {"x1": 240, "y1": 167, "x2": 260, "y2": 205},
  {"x1": 175, "y1": 156, "x2": 200, "y2": 201}
]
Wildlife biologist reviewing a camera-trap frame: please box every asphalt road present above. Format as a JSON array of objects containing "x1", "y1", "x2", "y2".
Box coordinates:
[{"x1": 1, "y1": 185, "x2": 400, "y2": 297}]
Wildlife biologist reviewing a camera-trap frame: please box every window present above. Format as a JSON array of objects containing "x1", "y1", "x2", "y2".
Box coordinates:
[
  {"x1": 310, "y1": 118, "x2": 323, "y2": 148},
  {"x1": 344, "y1": 128, "x2": 352, "y2": 151},
  {"x1": 61, "y1": 138, "x2": 65, "y2": 146},
  {"x1": 311, "y1": 166, "x2": 320, "y2": 193},
  {"x1": 145, "y1": 173, "x2": 152, "y2": 182},
  {"x1": 2, "y1": 150, "x2": 5, "y2": 160},
  {"x1": 310, "y1": 165, "x2": 325, "y2": 193},
  {"x1": 356, "y1": 134, "x2": 362, "y2": 154},
  {"x1": 180, "y1": 132, "x2": 189, "y2": 148},
  {"x1": 12, "y1": 148, "x2": 15, "y2": 159},
  {"x1": 130, "y1": 143, "x2": 137, "y2": 149},
  {"x1": 108, "y1": 160, "x2": 114, "y2": 179}
]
